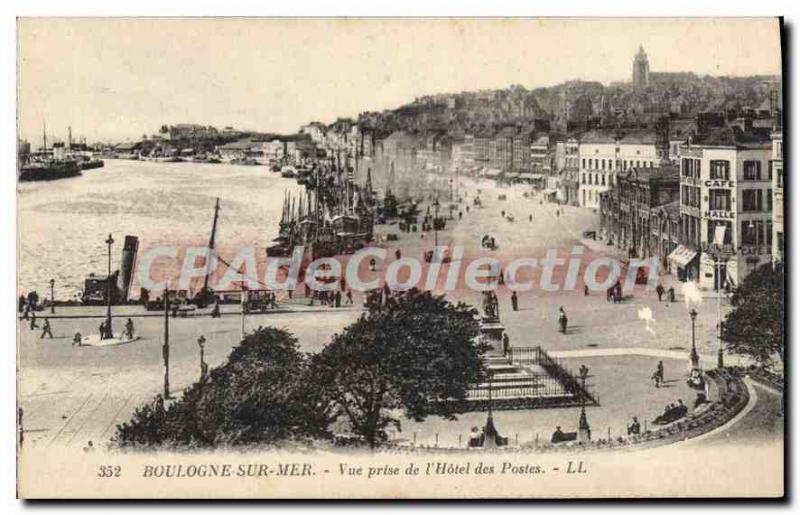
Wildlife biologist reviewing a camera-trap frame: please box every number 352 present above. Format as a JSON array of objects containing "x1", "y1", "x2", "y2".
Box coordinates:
[{"x1": 97, "y1": 465, "x2": 121, "y2": 478}]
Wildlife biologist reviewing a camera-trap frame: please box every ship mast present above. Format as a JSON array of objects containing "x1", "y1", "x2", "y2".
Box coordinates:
[{"x1": 203, "y1": 197, "x2": 221, "y2": 293}]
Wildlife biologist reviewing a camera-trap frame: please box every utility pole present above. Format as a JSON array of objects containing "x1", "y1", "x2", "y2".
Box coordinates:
[{"x1": 163, "y1": 292, "x2": 170, "y2": 399}]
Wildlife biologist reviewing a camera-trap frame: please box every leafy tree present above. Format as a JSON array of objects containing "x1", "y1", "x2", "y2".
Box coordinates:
[
  {"x1": 308, "y1": 289, "x2": 485, "y2": 447},
  {"x1": 722, "y1": 263, "x2": 784, "y2": 369},
  {"x1": 114, "y1": 327, "x2": 325, "y2": 449}
]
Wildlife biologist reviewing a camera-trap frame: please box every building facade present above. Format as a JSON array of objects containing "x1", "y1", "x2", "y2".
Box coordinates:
[
  {"x1": 677, "y1": 126, "x2": 773, "y2": 289},
  {"x1": 599, "y1": 165, "x2": 680, "y2": 258},
  {"x1": 771, "y1": 129, "x2": 784, "y2": 264},
  {"x1": 578, "y1": 130, "x2": 658, "y2": 209}
]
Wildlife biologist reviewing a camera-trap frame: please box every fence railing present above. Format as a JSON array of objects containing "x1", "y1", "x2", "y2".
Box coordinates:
[{"x1": 508, "y1": 346, "x2": 599, "y2": 406}]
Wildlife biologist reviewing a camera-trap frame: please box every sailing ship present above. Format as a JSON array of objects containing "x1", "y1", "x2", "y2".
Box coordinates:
[{"x1": 267, "y1": 159, "x2": 375, "y2": 259}]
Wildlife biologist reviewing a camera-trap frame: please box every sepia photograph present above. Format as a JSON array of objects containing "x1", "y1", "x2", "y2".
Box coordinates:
[{"x1": 14, "y1": 16, "x2": 785, "y2": 499}]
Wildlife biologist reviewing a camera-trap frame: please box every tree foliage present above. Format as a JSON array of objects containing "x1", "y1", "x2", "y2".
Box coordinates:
[
  {"x1": 113, "y1": 327, "x2": 325, "y2": 449},
  {"x1": 308, "y1": 289, "x2": 486, "y2": 447},
  {"x1": 722, "y1": 263, "x2": 784, "y2": 368}
]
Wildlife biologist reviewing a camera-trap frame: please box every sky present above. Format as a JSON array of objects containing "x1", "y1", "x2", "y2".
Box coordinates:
[{"x1": 17, "y1": 17, "x2": 782, "y2": 144}]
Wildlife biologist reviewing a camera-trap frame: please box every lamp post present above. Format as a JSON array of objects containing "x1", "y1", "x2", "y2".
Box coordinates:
[
  {"x1": 577, "y1": 365, "x2": 591, "y2": 443},
  {"x1": 708, "y1": 235, "x2": 732, "y2": 369},
  {"x1": 49, "y1": 278, "x2": 55, "y2": 314},
  {"x1": 197, "y1": 335, "x2": 207, "y2": 382},
  {"x1": 105, "y1": 233, "x2": 114, "y2": 338},
  {"x1": 689, "y1": 308, "x2": 700, "y2": 370}
]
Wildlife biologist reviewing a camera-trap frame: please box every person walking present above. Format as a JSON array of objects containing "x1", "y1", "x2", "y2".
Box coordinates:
[
  {"x1": 511, "y1": 291, "x2": 518, "y2": 311},
  {"x1": 73, "y1": 330, "x2": 82, "y2": 346},
  {"x1": 98, "y1": 321, "x2": 106, "y2": 340},
  {"x1": 334, "y1": 290, "x2": 342, "y2": 308},
  {"x1": 40, "y1": 318, "x2": 53, "y2": 339},
  {"x1": 124, "y1": 318, "x2": 135, "y2": 339},
  {"x1": 656, "y1": 283, "x2": 665, "y2": 302},
  {"x1": 29, "y1": 311, "x2": 39, "y2": 330},
  {"x1": 502, "y1": 333, "x2": 510, "y2": 356},
  {"x1": 345, "y1": 289, "x2": 353, "y2": 305},
  {"x1": 558, "y1": 307, "x2": 568, "y2": 334},
  {"x1": 657, "y1": 360, "x2": 665, "y2": 386}
]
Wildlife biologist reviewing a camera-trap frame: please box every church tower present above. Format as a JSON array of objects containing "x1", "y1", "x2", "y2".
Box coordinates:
[{"x1": 632, "y1": 45, "x2": 649, "y2": 89}]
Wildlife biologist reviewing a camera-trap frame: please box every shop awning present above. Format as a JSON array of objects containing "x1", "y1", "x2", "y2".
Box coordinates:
[{"x1": 667, "y1": 245, "x2": 698, "y2": 267}]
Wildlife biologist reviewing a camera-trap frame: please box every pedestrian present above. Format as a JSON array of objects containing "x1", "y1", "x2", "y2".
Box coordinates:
[
  {"x1": 22, "y1": 305, "x2": 29, "y2": 320},
  {"x1": 502, "y1": 333, "x2": 510, "y2": 356},
  {"x1": 667, "y1": 286, "x2": 675, "y2": 304},
  {"x1": 73, "y1": 330, "x2": 82, "y2": 346},
  {"x1": 458, "y1": 211, "x2": 463, "y2": 220},
  {"x1": 124, "y1": 318, "x2": 135, "y2": 339},
  {"x1": 584, "y1": 284, "x2": 589, "y2": 296},
  {"x1": 334, "y1": 290, "x2": 342, "y2": 308},
  {"x1": 98, "y1": 321, "x2": 106, "y2": 340},
  {"x1": 340, "y1": 276, "x2": 347, "y2": 291},
  {"x1": 656, "y1": 283, "x2": 665, "y2": 302},
  {"x1": 627, "y1": 416, "x2": 641, "y2": 436},
  {"x1": 558, "y1": 307, "x2": 568, "y2": 334},
  {"x1": 529, "y1": 214, "x2": 532, "y2": 222},
  {"x1": 40, "y1": 318, "x2": 53, "y2": 339},
  {"x1": 18, "y1": 295, "x2": 26, "y2": 313},
  {"x1": 29, "y1": 311, "x2": 39, "y2": 330},
  {"x1": 657, "y1": 360, "x2": 664, "y2": 384},
  {"x1": 395, "y1": 249, "x2": 401, "y2": 260},
  {"x1": 511, "y1": 291, "x2": 518, "y2": 311},
  {"x1": 369, "y1": 258, "x2": 377, "y2": 272},
  {"x1": 345, "y1": 289, "x2": 353, "y2": 305}
]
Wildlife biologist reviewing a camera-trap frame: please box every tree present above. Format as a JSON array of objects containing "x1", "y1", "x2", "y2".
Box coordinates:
[
  {"x1": 722, "y1": 263, "x2": 784, "y2": 369},
  {"x1": 113, "y1": 327, "x2": 325, "y2": 449},
  {"x1": 308, "y1": 289, "x2": 486, "y2": 447}
]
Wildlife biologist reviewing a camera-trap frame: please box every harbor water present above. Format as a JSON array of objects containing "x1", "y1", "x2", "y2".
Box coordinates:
[{"x1": 17, "y1": 159, "x2": 304, "y2": 300}]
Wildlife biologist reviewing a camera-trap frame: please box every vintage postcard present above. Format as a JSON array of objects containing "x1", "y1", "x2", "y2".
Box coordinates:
[{"x1": 16, "y1": 17, "x2": 784, "y2": 498}]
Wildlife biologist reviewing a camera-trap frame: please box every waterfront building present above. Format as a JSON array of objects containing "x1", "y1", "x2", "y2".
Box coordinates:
[
  {"x1": 512, "y1": 127, "x2": 535, "y2": 171},
  {"x1": 771, "y1": 128, "x2": 784, "y2": 264},
  {"x1": 578, "y1": 130, "x2": 658, "y2": 209},
  {"x1": 677, "y1": 124, "x2": 773, "y2": 289},
  {"x1": 599, "y1": 165, "x2": 679, "y2": 258},
  {"x1": 492, "y1": 126, "x2": 518, "y2": 171}
]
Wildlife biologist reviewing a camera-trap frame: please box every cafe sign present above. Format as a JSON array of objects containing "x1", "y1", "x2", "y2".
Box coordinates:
[{"x1": 704, "y1": 179, "x2": 734, "y2": 188}]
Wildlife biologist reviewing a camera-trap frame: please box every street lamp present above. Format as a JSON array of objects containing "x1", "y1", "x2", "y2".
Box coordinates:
[
  {"x1": 49, "y1": 278, "x2": 55, "y2": 314},
  {"x1": 197, "y1": 335, "x2": 207, "y2": 382},
  {"x1": 689, "y1": 308, "x2": 700, "y2": 370},
  {"x1": 105, "y1": 233, "x2": 114, "y2": 338}
]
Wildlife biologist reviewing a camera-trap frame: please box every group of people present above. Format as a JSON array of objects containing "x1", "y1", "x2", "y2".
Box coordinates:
[
  {"x1": 653, "y1": 399, "x2": 688, "y2": 425},
  {"x1": 655, "y1": 283, "x2": 676, "y2": 303}
]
